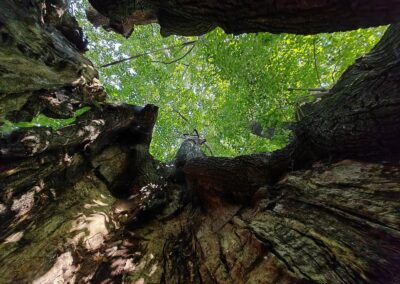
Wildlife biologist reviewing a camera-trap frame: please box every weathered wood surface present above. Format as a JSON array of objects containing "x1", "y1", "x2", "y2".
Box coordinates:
[
  {"x1": 0, "y1": 0, "x2": 97, "y2": 94},
  {"x1": 2, "y1": 154, "x2": 399, "y2": 283},
  {"x1": 88, "y1": 0, "x2": 400, "y2": 36},
  {"x1": 1, "y1": 1, "x2": 400, "y2": 283}
]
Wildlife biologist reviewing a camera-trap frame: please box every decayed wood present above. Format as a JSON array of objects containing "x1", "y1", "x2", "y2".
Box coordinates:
[{"x1": 247, "y1": 160, "x2": 400, "y2": 284}]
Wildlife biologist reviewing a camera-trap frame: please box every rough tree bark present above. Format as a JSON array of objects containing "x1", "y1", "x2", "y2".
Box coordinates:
[
  {"x1": 88, "y1": 0, "x2": 400, "y2": 36},
  {"x1": 0, "y1": 1, "x2": 400, "y2": 284}
]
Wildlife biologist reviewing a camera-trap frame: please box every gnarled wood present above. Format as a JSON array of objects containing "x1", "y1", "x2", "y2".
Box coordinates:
[
  {"x1": 0, "y1": 0, "x2": 96, "y2": 94},
  {"x1": 184, "y1": 24, "x2": 400, "y2": 194},
  {"x1": 1, "y1": 1, "x2": 400, "y2": 284},
  {"x1": 0, "y1": 104, "x2": 157, "y2": 158},
  {"x1": 294, "y1": 24, "x2": 400, "y2": 162},
  {"x1": 88, "y1": 0, "x2": 400, "y2": 37}
]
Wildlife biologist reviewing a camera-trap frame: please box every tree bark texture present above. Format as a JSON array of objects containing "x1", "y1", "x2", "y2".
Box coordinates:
[
  {"x1": 88, "y1": 0, "x2": 400, "y2": 36},
  {"x1": 1, "y1": 1, "x2": 400, "y2": 284},
  {"x1": 0, "y1": 0, "x2": 97, "y2": 94}
]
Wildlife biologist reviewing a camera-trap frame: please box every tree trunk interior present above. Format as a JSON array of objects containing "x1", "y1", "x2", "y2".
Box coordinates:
[{"x1": 1, "y1": 1, "x2": 400, "y2": 283}]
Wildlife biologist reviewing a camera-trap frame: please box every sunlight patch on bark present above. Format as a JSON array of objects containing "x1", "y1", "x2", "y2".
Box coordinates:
[
  {"x1": 4, "y1": 231, "x2": 24, "y2": 244},
  {"x1": 33, "y1": 252, "x2": 79, "y2": 284},
  {"x1": 69, "y1": 212, "x2": 111, "y2": 251}
]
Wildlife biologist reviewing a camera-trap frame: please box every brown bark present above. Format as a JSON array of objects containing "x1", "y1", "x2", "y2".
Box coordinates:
[
  {"x1": 88, "y1": 0, "x2": 400, "y2": 37},
  {"x1": 185, "y1": 24, "x2": 400, "y2": 197},
  {"x1": 293, "y1": 24, "x2": 400, "y2": 162},
  {"x1": 1, "y1": 1, "x2": 400, "y2": 284},
  {"x1": 0, "y1": 104, "x2": 157, "y2": 158}
]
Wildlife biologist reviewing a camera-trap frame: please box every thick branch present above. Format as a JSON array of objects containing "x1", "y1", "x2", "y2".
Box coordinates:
[
  {"x1": 89, "y1": 0, "x2": 400, "y2": 37},
  {"x1": 294, "y1": 24, "x2": 400, "y2": 161},
  {"x1": 0, "y1": 104, "x2": 158, "y2": 158},
  {"x1": 184, "y1": 24, "x2": 400, "y2": 209}
]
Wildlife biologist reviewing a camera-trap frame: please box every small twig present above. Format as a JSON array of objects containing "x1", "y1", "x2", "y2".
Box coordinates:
[
  {"x1": 151, "y1": 43, "x2": 196, "y2": 65},
  {"x1": 288, "y1": 87, "x2": 327, "y2": 92},
  {"x1": 172, "y1": 108, "x2": 189, "y2": 123},
  {"x1": 192, "y1": 129, "x2": 200, "y2": 138},
  {"x1": 203, "y1": 142, "x2": 214, "y2": 156},
  {"x1": 295, "y1": 104, "x2": 305, "y2": 121},
  {"x1": 100, "y1": 40, "x2": 197, "y2": 68},
  {"x1": 313, "y1": 37, "x2": 323, "y2": 87},
  {"x1": 173, "y1": 111, "x2": 213, "y2": 156},
  {"x1": 331, "y1": 58, "x2": 339, "y2": 84}
]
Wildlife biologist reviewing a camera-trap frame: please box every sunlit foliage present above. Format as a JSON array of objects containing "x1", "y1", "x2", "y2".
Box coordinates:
[
  {"x1": 0, "y1": 107, "x2": 90, "y2": 134},
  {"x1": 83, "y1": 14, "x2": 384, "y2": 160},
  {"x1": 4, "y1": 1, "x2": 386, "y2": 161}
]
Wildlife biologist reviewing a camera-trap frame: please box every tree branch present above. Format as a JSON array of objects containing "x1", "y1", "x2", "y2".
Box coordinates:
[
  {"x1": 100, "y1": 40, "x2": 197, "y2": 68},
  {"x1": 313, "y1": 37, "x2": 323, "y2": 87},
  {"x1": 0, "y1": 104, "x2": 158, "y2": 158},
  {"x1": 172, "y1": 108, "x2": 190, "y2": 123},
  {"x1": 287, "y1": 87, "x2": 327, "y2": 92},
  {"x1": 151, "y1": 43, "x2": 196, "y2": 65}
]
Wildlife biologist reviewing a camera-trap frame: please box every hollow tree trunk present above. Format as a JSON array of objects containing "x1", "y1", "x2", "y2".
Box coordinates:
[
  {"x1": 1, "y1": 1, "x2": 400, "y2": 284},
  {"x1": 0, "y1": 0, "x2": 99, "y2": 124},
  {"x1": 88, "y1": 0, "x2": 400, "y2": 36}
]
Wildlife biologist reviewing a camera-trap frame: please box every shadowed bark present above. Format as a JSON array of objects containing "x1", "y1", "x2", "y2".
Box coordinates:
[
  {"x1": 0, "y1": 1, "x2": 400, "y2": 284},
  {"x1": 88, "y1": 0, "x2": 400, "y2": 37},
  {"x1": 0, "y1": 0, "x2": 97, "y2": 104}
]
